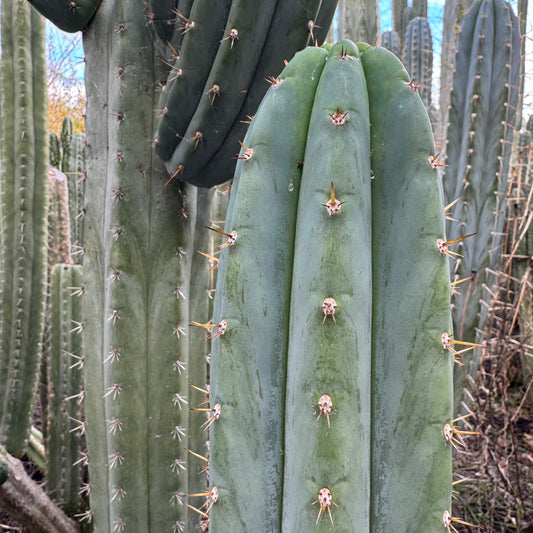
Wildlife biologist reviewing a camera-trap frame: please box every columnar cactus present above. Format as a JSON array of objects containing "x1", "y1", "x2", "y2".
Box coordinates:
[
  {"x1": 46, "y1": 264, "x2": 84, "y2": 516},
  {"x1": 0, "y1": 0, "x2": 49, "y2": 457},
  {"x1": 403, "y1": 17, "x2": 433, "y2": 111},
  {"x1": 336, "y1": 0, "x2": 380, "y2": 45},
  {"x1": 380, "y1": 30, "x2": 401, "y2": 57},
  {"x1": 208, "y1": 41, "x2": 454, "y2": 533},
  {"x1": 443, "y1": 0, "x2": 520, "y2": 408}
]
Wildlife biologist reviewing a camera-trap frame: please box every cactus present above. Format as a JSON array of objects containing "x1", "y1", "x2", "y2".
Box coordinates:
[
  {"x1": 403, "y1": 17, "x2": 433, "y2": 111},
  {"x1": 66, "y1": 133, "x2": 86, "y2": 263},
  {"x1": 208, "y1": 41, "x2": 453, "y2": 532},
  {"x1": 0, "y1": 0, "x2": 49, "y2": 457},
  {"x1": 45, "y1": 264, "x2": 84, "y2": 516},
  {"x1": 336, "y1": 0, "x2": 380, "y2": 45},
  {"x1": 27, "y1": 0, "x2": 102, "y2": 33},
  {"x1": 159, "y1": 0, "x2": 337, "y2": 187},
  {"x1": 60, "y1": 117, "x2": 74, "y2": 175},
  {"x1": 442, "y1": 0, "x2": 520, "y2": 409},
  {"x1": 50, "y1": 133, "x2": 62, "y2": 169},
  {"x1": 380, "y1": 30, "x2": 401, "y2": 57}
]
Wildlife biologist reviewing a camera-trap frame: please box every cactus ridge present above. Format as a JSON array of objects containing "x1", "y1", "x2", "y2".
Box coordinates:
[
  {"x1": 164, "y1": 0, "x2": 280, "y2": 181},
  {"x1": 0, "y1": 0, "x2": 49, "y2": 457},
  {"x1": 210, "y1": 41, "x2": 453, "y2": 533},
  {"x1": 28, "y1": 0, "x2": 102, "y2": 33},
  {"x1": 49, "y1": 133, "x2": 62, "y2": 169},
  {"x1": 154, "y1": 0, "x2": 233, "y2": 162},
  {"x1": 191, "y1": 0, "x2": 330, "y2": 187}
]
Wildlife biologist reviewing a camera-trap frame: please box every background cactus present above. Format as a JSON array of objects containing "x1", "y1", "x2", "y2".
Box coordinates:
[
  {"x1": 442, "y1": 0, "x2": 521, "y2": 410},
  {"x1": 403, "y1": 17, "x2": 433, "y2": 112},
  {"x1": 0, "y1": 0, "x2": 49, "y2": 457},
  {"x1": 380, "y1": 29, "x2": 401, "y2": 57},
  {"x1": 336, "y1": 0, "x2": 380, "y2": 45},
  {"x1": 209, "y1": 41, "x2": 453, "y2": 532}
]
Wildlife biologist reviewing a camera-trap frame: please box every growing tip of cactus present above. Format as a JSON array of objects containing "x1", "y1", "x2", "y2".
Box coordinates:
[
  {"x1": 319, "y1": 297, "x2": 340, "y2": 323},
  {"x1": 313, "y1": 488, "x2": 337, "y2": 525},
  {"x1": 323, "y1": 182, "x2": 343, "y2": 215}
]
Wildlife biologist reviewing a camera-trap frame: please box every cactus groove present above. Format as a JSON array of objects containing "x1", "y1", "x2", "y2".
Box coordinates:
[{"x1": 209, "y1": 41, "x2": 453, "y2": 533}]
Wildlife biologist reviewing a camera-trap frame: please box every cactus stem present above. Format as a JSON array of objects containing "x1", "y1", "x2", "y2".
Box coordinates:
[
  {"x1": 313, "y1": 488, "x2": 337, "y2": 525},
  {"x1": 329, "y1": 109, "x2": 348, "y2": 126},
  {"x1": 315, "y1": 394, "x2": 333, "y2": 427},
  {"x1": 222, "y1": 28, "x2": 239, "y2": 48},
  {"x1": 442, "y1": 510, "x2": 477, "y2": 532},
  {"x1": 318, "y1": 297, "x2": 340, "y2": 323},
  {"x1": 236, "y1": 140, "x2": 254, "y2": 161},
  {"x1": 428, "y1": 153, "x2": 448, "y2": 168},
  {"x1": 323, "y1": 182, "x2": 343, "y2": 215}
]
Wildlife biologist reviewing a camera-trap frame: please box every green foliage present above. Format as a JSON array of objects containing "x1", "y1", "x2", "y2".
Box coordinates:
[{"x1": 209, "y1": 41, "x2": 453, "y2": 532}]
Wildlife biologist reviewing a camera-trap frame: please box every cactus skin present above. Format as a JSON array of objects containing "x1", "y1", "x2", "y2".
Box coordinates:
[
  {"x1": 0, "y1": 0, "x2": 49, "y2": 457},
  {"x1": 191, "y1": 0, "x2": 337, "y2": 187},
  {"x1": 60, "y1": 118, "x2": 73, "y2": 175},
  {"x1": 46, "y1": 264, "x2": 84, "y2": 516},
  {"x1": 443, "y1": 0, "x2": 520, "y2": 408},
  {"x1": 81, "y1": 3, "x2": 201, "y2": 530},
  {"x1": 380, "y1": 30, "x2": 401, "y2": 57},
  {"x1": 66, "y1": 133, "x2": 86, "y2": 263},
  {"x1": 403, "y1": 17, "x2": 433, "y2": 110},
  {"x1": 209, "y1": 46, "x2": 328, "y2": 532},
  {"x1": 28, "y1": 0, "x2": 101, "y2": 33},
  {"x1": 50, "y1": 133, "x2": 62, "y2": 169},
  {"x1": 210, "y1": 41, "x2": 452, "y2": 533}
]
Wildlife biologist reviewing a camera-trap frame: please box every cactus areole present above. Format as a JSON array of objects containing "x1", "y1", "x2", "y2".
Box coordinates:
[{"x1": 209, "y1": 41, "x2": 453, "y2": 533}]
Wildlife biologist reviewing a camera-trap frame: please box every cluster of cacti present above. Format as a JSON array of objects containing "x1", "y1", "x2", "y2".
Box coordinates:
[
  {"x1": 49, "y1": 117, "x2": 87, "y2": 262},
  {"x1": 207, "y1": 40, "x2": 456, "y2": 533},
  {"x1": 335, "y1": 0, "x2": 379, "y2": 45},
  {"x1": 0, "y1": 0, "x2": 49, "y2": 458},
  {"x1": 443, "y1": 0, "x2": 520, "y2": 410}
]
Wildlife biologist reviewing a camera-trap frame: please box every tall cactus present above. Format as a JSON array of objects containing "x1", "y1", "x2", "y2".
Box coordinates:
[
  {"x1": 443, "y1": 0, "x2": 520, "y2": 409},
  {"x1": 0, "y1": 0, "x2": 49, "y2": 457},
  {"x1": 403, "y1": 17, "x2": 433, "y2": 111},
  {"x1": 380, "y1": 30, "x2": 401, "y2": 57},
  {"x1": 46, "y1": 264, "x2": 85, "y2": 516},
  {"x1": 208, "y1": 41, "x2": 454, "y2": 533}
]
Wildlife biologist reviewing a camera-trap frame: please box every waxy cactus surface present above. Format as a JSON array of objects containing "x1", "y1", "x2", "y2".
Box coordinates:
[{"x1": 209, "y1": 41, "x2": 454, "y2": 533}]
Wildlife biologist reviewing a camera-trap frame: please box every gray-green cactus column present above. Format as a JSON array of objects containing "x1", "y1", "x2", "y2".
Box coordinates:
[
  {"x1": 443, "y1": 0, "x2": 520, "y2": 409},
  {"x1": 81, "y1": 4, "x2": 199, "y2": 531},
  {"x1": 209, "y1": 41, "x2": 453, "y2": 533},
  {"x1": 0, "y1": 0, "x2": 49, "y2": 457}
]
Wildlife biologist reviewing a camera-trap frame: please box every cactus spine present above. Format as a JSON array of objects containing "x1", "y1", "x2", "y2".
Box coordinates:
[
  {"x1": 0, "y1": 0, "x2": 49, "y2": 457},
  {"x1": 443, "y1": 0, "x2": 520, "y2": 408},
  {"x1": 209, "y1": 41, "x2": 453, "y2": 533}
]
